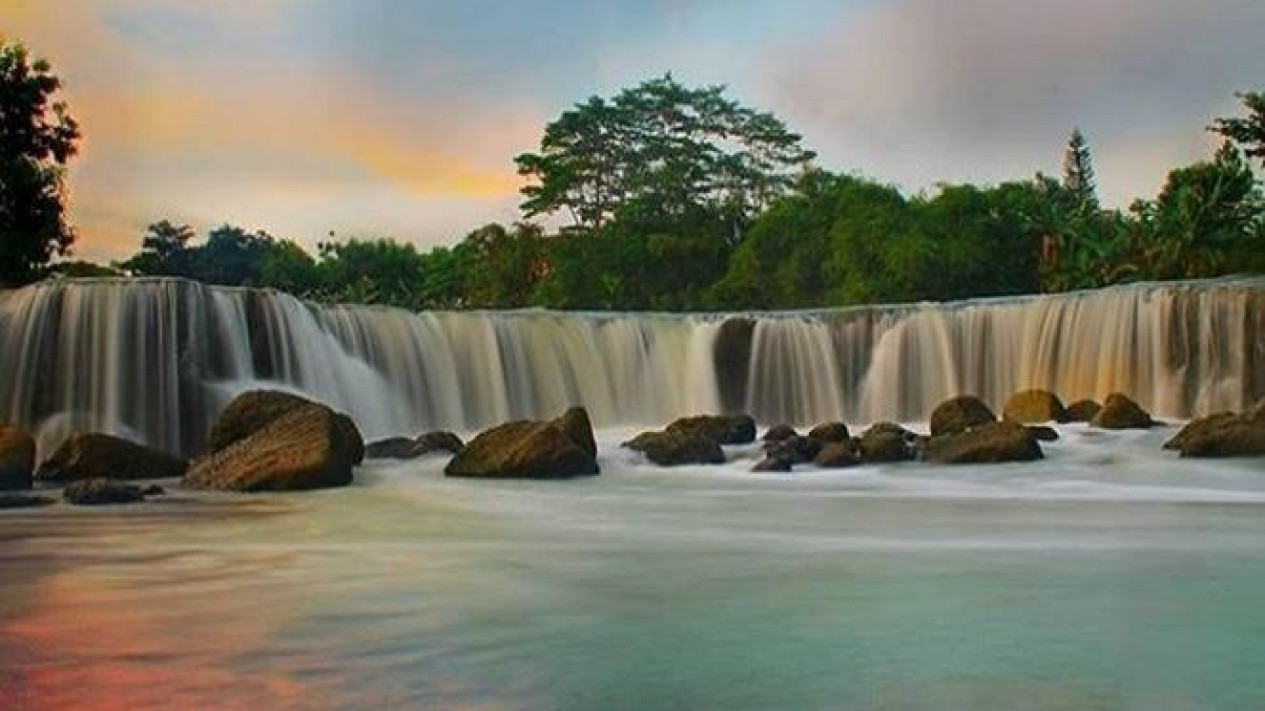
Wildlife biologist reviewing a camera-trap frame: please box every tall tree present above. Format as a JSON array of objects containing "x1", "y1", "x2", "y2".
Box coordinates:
[
  {"x1": 1210, "y1": 91, "x2": 1265, "y2": 169},
  {"x1": 515, "y1": 75, "x2": 816, "y2": 233},
  {"x1": 1061, "y1": 128, "x2": 1097, "y2": 207},
  {"x1": 0, "y1": 40, "x2": 81, "y2": 286}
]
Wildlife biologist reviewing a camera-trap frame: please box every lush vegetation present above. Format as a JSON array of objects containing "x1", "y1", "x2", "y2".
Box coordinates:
[{"x1": 2, "y1": 42, "x2": 1261, "y2": 310}]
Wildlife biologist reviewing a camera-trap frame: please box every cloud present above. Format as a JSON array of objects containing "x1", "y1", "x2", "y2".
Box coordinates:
[{"x1": 766, "y1": 0, "x2": 1265, "y2": 204}]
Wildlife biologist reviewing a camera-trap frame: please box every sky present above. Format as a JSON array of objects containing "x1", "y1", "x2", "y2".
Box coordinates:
[{"x1": 4, "y1": 0, "x2": 1263, "y2": 261}]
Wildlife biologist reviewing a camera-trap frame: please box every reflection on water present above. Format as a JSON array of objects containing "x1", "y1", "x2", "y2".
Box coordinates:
[{"x1": 3, "y1": 426, "x2": 1265, "y2": 710}]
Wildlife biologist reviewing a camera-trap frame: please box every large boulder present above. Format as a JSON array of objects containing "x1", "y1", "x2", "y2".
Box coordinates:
[
  {"x1": 36, "y1": 433, "x2": 187, "y2": 483},
  {"x1": 925, "y1": 420, "x2": 1044, "y2": 464},
  {"x1": 446, "y1": 408, "x2": 599, "y2": 479},
  {"x1": 0, "y1": 423, "x2": 36, "y2": 490},
  {"x1": 1170, "y1": 406, "x2": 1265, "y2": 458},
  {"x1": 1064, "y1": 399, "x2": 1102, "y2": 423},
  {"x1": 807, "y1": 422, "x2": 850, "y2": 444},
  {"x1": 63, "y1": 479, "x2": 147, "y2": 506},
  {"x1": 859, "y1": 423, "x2": 916, "y2": 463},
  {"x1": 929, "y1": 395, "x2": 996, "y2": 437},
  {"x1": 814, "y1": 440, "x2": 862, "y2": 468},
  {"x1": 1003, "y1": 389, "x2": 1068, "y2": 424},
  {"x1": 623, "y1": 430, "x2": 725, "y2": 467},
  {"x1": 665, "y1": 414, "x2": 757, "y2": 445},
  {"x1": 208, "y1": 390, "x2": 364, "y2": 465},
  {"x1": 1164, "y1": 412, "x2": 1238, "y2": 451},
  {"x1": 1091, "y1": 393, "x2": 1155, "y2": 430},
  {"x1": 186, "y1": 399, "x2": 365, "y2": 491}
]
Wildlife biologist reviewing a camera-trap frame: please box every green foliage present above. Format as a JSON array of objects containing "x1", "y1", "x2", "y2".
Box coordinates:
[
  {"x1": 1210, "y1": 91, "x2": 1265, "y2": 168},
  {"x1": 516, "y1": 75, "x2": 815, "y2": 231},
  {"x1": 1061, "y1": 128, "x2": 1098, "y2": 208},
  {"x1": 0, "y1": 40, "x2": 81, "y2": 286}
]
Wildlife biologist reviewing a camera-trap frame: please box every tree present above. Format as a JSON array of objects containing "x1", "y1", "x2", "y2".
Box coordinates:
[
  {"x1": 1210, "y1": 91, "x2": 1265, "y2": 169},
  {"x1": 117, "y1": 220, "x2": 196, "y2": 276},
  {"x1": 1062, "y1": 128, "x2": 1097, "y2": 207},
  {"x1": 0, "y1": 40, "x2": 81, "y2": 286},
  {"x1": 515, "y1": 75, "x2": 816, "y2": 233}
]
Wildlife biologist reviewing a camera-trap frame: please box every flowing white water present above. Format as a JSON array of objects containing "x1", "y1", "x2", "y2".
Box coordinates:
[{"x1": 0, "y1": 277, "x2": 1261, "y2": 456}]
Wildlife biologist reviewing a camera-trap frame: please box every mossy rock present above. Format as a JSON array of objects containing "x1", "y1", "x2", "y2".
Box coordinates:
[
  {"x1": 807, "y1": 422, "x2": 850, "y2": 443},
  {"x1": 1091, "y1": 393, "x2": 1154, "y2": 430},
  {"x1": 1064, "y1": 399, "x2": 1102, "y2": 423},
  {"x1": 623, "y1": 430, "x2": 725, "y2": 467},
  {"x1": 929, "y1": 395, "x2": 996, "y2": 437},
  {"x1": 1003, "y1": 389, "x2": 1068, "y2": 424},
  {"x1": 925, "y1": 420, "x2": 1043, "y2": 464},
  {"x1": 446, "y1": 408, "x2": 599, "y2": 479}
]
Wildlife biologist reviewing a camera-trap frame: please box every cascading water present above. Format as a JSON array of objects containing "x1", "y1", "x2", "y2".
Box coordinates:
[{"x1": 0, "y1": 277, "x2": 1261, "y2": 456}]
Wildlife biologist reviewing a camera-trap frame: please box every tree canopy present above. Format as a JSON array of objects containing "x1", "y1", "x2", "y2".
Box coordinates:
[{"x1": 0, "y1": 40, "x2": 80, "y2": 286}]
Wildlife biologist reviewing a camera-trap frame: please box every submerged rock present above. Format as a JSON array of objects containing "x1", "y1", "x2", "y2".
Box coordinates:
[
  {"x1": 752, "y1": 454, "x2": 793, "y2": 472},
  {"x1": 807, "y1": 422, "x2": 850, "y2": 444},
  {"x1": 366, "y1": 431, "x2": 466, "y2": 460},
  {"x1": 0, "y1": 493, "x2": 55, "y2": 509},
  {"x1": 761, "y1": 424, "x2": 799, "y2": 443},
  {"x1": 446, "y1": 407, "x2": 599, "y2": 479},
  {"x1": 187, "y1": 393, "x2": 365, "y2": 491},
  {"x1": 1091, "y1": 393, "x2": 1155, "y2": 430},
  {"x1": 925, "y1": 420, "x2": 1043, "y2": 464},
  {"x1": 36, "y1": 433, "x2": 187, "y2": 483},
  {"x1": 624, "y1": 430, "x2": 725, "y2": 467},
  {"x1": 665, "y1": 414, "x2": 757, "y2": 445},
  {"x1": 929, "y1": 395, "x2": 996, "y2": 437},
  {"x1": 1064, "y1": 399, "x2": 1102, "y2": 423},
  {"x1": 814, "y1": 440, "x2": 862, "y2": 468},
  {"x1": 763, "y1": 435, "x2": 823, "y2": 465},
  {"x1": 0, "y1": 423, "x2": 36, "y2": 491},
  {"x1": 1003, "y1": 389, "x2": 1068, "y2": 424},
  {"x1": 63, "y1": 479, "x2": 147, "y2": 506}
]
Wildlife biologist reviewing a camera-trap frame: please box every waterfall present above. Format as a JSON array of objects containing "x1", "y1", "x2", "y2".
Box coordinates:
[{"x1": 1, "y1": 277, "x2": 1261, "y2": 456}]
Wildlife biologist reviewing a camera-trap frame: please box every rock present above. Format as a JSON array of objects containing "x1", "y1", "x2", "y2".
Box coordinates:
[
  {"x1": 1091, "y1": 393, "x2": 1155, "y2": 429},
  {"x1": 0, "y1": 494, "x2": 55, "y2": 509},
  {"x1": 763, "y1": 435, "x2": 823, "y2": 464},
  {"x1": 1003, "y1": 389, "x2": 1068, "y2": 424},
  {"x1": 0, "y1": 423, "x2": 36, "y2": 491},
  {"x1": 36, "y1": 433, "x2": 187, "y2": 483},
  {"x1": 859, "y1": 423, "x2": 915, "y2": 463},
  {"x1": 141, "y1": 484, "x2": 166, "y2": 496},
  {"x1": 1064, "y1": 399, "x2": 1102, "y2": 423},
  {"x1": 446, "y1": 409, "x2": 600, "y2": 478},
  {"x1": 63, "y1": 479, "x2": 146, "y2": 506},
  {"x1": 807, "y1": 422, "x2": 850, "y2": 443},
  {"x1": 208, "y1": 390, "x2": 364, "y2": 465},
  {"x1": 1026, "y1": 425, "x2": 1060, "y2": 442},
  {"x1": 186, "y1": 402, "x2": 365, "y2": 491},
  {"x1": 929, "y1": 395, "x2": 996, "y2": 437},
  {"x1": 814, "y1": 441, "x2": 862, "y2": 468},
  {"x1": 365, "y1": 437, "x2": 419, "y2": 460},
  {"x1": 366, "y1": 431, "x2": 465, "y2": 460},
  {"x1": 623, "y1": 430, "x2": 725, "y2": 467},
  {"x1": 665, "y1": 414, "x2": 757, "y2": 445},
  {"x1": 1164, "y1": 412, "x2": 1237, "y2": 451},
  {"x1": 925, "y1": 420, "x2": 1044, "y2": 464},
  {"x1": 414, "y1": 430, "x2": 465, "y2": 456},
  {"x1": 1172, "y1": 408, "x2": 1265, "y2": 458},
  {"x1": 761, "y1": 424, "x2": 799, "y2": 443},
  {"x1": 752, "y1": 455, "x2": 793, "y2": 472}
]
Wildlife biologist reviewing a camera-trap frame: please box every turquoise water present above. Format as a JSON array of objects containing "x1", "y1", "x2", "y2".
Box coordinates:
[{"x1": 2, "y1": 425, "x2": 1265, "y2": 710}]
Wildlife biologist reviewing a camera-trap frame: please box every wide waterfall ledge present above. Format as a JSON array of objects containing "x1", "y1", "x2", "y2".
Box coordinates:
[{"x1": 1, "y1": 275, "x2": 1262, "y2": 457}]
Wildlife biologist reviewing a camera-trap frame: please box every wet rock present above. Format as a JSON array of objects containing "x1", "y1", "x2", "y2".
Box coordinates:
[
  {"x1": 763, "y1": 435, "x2": 823, "y2": 465},
  {"x1": 63, "y1": 479, "x2": 146, "y2": 506},
  {"x1": 807, "y1": 422, "x2": 850, "y2": 444},
  {"x1": 1064, "y1": 399, "x2": 1102, "y2": 423},
  {"x1": 1091, "y1": 393, "x2": 1155, "y2": 430},
  {"x1": 761, "y1": 424, "x2": 799, "y2": 443},
  {"x1": 814, "y1": 440, "x2": 862, "y2": 468},
  {"x1": 36, "y1": 433, "x2": 187, "y2": 483},
  {"x1": 1003, "y1": 389, "x2": 1068, "y2": 424},
  {"x1": 929, "y1": 395, "x2": 996, "y2": 437},
  {"x1": 187, "y1": 398, "x2": 365, "y2": 491},
  {"x1": 0, "y1": 493, "x2": 55, "y2": 509},
  {"x1": 752, "y1": 454, "x2": 793, "y2": 472},
  {"x1": 859, "y1": 423, "x2": 916, "y2": 463},
  {"x1": 1164, "y1": 412, "x2": 1238, "y2": 451},
  {"x1": 208, "y1": 390, "x2": 364, "y2": 465},
  {"x1": 0, "y1": 423, "x2": 36, "y2": 491},
  {"x1": 623, "y1": 430, "x2": 725, "y2": 467},
  {"x1": 1026, "y1": 425, "x2": 1060, "y2": 442},
  {"x1": 414, "y1": 430, "x2": 465, "y2": 456},
  {"x1": 665, "y1": 414, "x2": 757, "y2": 445},
  {"x1": 1172, "y1": 408, "x2": 1265, "y2": 458},
  {"x1": 365, "y1": 437, "x2": 418, "y2": 460},
  {"x1": 925, "y1": 420, "x2": 1043, "y2": 464},
  {"x1": 446, "y1": 408, "x2": 600, "y2": 478}
]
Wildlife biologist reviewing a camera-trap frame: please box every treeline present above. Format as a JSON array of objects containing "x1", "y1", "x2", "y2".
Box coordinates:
[{"x1": 4, "y1": 40, "x2": 1263, "y2": 309}]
